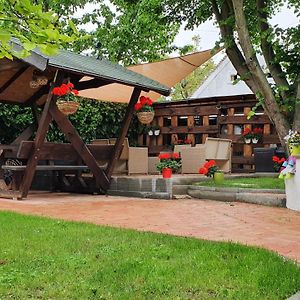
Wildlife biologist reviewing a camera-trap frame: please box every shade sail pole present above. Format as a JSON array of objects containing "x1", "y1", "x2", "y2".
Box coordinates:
[{"x1": 106, "y1": 88, "x2": 142, "y2": 178}]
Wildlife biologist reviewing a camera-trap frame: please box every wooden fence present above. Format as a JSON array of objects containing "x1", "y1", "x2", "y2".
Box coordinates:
[{"x1": 137, "y1": 94, "x2": 280, "y2": 173}]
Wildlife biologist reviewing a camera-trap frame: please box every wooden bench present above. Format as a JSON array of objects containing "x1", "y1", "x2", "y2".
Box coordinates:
[{"x1": 0, "y1": 141, "x2": 119, "y2": 197}]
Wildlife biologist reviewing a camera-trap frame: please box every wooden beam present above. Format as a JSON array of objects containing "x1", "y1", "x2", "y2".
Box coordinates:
[
  {"x1": 49, "y1": 104, "x2": 110, "y2": 191},
  {"x1": 19, "y1": 72, "x2": 65, "y2": 198},
  {"x1": 106, "y1": 88, "x2": 142, "y2": 178},
  {"x1": 25, "y1": 84, "x2": 50, "y2": 105},
  {"x1": 0, "y1": 66, "x2": 28, "y2": 93},
  {"x1": 10, "y1": 125, "x2": 35, "y2": 146},
  {"x1": 76, "y1": 78, "x2": 111, "y2": 90}
]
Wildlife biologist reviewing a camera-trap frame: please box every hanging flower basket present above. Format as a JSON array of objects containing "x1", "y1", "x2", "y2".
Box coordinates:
[
  {"x1": 137, "y1": 111, "x2": 155, "y2": 124},
  {"x1": 57, "y1": 100, "x2": 80, "y2": 115},
  {"x1": 135, "y1": 96, "x2": 155, "y2": 124},
  {"x1": 52, "y1": 82, "x2": 80, "y2": 116}
]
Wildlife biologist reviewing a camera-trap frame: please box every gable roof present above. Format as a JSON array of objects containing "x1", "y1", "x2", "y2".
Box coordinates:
[
  {"x1": 191, "y1": 56, "x2": 253, "y2": 98},
  {"x1": 11, "y1": 39, "x2": 170, "y2": 96}
]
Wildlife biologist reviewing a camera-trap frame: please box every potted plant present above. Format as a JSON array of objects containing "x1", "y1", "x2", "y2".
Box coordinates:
[
  {"x1": 52, "y1": 82, "x2": 79, "y2": 115},
  {"x1": 252, "y1": 128, "x2": 263, "y2": 143},
  {"x1": 242, "y1": 128, "x2": 253, "y2": 144},
  {"x1": 153, "y1": 125, "x2": 160, "y2": 136},
  {"x1": 156, "y1": 152, "x2": 182, "y2": 178},
  {"x1": 284, "y1": 130, "x2": 300, "y2": 155},
  {"x1": 147, "y1": 126, "x2": 154, "y2": 136},
  {"x1": 199, "y1": 160, "x2": 224, "y2": 184},
  {"x1": 134, "y1": 96, "x2": 155, "y2": 124},
  {"x1": 272, "y1": 156, "x2": 286, "y2": 172}
]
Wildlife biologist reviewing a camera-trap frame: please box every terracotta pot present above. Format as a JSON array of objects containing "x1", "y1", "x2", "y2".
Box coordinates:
[
  {"x1": 162, "y1": 168, "x2": 172, "y2": 179},
  {"x1": 213, "y1": 172, "x2": 224, "y2": 185}
]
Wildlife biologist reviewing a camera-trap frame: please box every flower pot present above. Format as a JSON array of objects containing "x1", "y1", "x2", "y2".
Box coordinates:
[
  {"x1": 213, "y1": 172, "x2": 224, "y2": 185},
  {"x1": 154, "y1": 130, "x2": 160, "y2": 136},
  {"x1": 162, "y1": 168, "x2": 172, "y2": 179},
  {"x1": 290, "y1": 144, "x2": 300, "y2": 155},
  {"x1": 57, "y1": 101, "x2": 79, "y2": 115},
  {"x1": 244, "y1": 138, "x2": 251, "y2": 144},
  {"x1": 252, "y1": 138, "x2": 259, "y2": 144},
  {"x1": 148, "y1": 130, "x2": 153, "y2": 136},
  {"x1": 137, "y1": 111, "x2": 155, "y2": 124}
]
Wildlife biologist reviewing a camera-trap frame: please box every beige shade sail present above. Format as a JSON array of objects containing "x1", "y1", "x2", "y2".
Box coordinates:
[{"x1": 79, "y1": 49, "x2": 216, "y2": 103}]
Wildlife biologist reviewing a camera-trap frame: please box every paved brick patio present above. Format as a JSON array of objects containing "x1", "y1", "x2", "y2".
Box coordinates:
[{"x1": 0, "y1": 192, "x2": 299, "y2": 262}]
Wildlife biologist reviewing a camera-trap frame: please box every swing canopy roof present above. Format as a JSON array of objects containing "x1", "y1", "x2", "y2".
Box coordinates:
[{"x1": 0, "y1": 40, "x2": 171, "y2": 106}]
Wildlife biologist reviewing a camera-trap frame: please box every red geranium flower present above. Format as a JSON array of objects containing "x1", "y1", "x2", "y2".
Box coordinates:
[
  {"x1": 199, "y1": 167, "x2": 208, "y2": 175},
  {"x1": 172, "y1": 152, "x2": 180, "y2": 159}
]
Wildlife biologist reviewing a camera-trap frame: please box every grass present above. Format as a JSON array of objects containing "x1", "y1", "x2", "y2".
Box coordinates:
[
  {"x1": 0, "y1": 212, "x2": 299, "y2": 299},
  {"x1": 194, "y1": 177, "x2": 285, "y2": 190}
]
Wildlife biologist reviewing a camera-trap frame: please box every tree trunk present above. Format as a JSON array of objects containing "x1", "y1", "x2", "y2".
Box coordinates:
[
  {"x1": 230, "y1": 0, "x2": 290, "y2": 146},
  {"x1": 294, "y1": 78, "x2": 300, "y2": 131}
]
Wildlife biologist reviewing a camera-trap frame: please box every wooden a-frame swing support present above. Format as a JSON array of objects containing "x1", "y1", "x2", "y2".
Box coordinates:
[
  {"x1": 0, "y1": 43, "x2": 170, "y2": 199},
  {"x1": 0, "y1": 72, "x2": 142, "y2": 199}
]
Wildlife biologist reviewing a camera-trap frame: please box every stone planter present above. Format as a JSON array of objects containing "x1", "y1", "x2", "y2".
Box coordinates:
[{"x1": 285, "y1": 155, "x2": 300, "y2": 211}]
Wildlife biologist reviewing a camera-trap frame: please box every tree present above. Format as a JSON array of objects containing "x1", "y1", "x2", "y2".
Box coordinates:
[
  {"x1": 164, "y1": 0, "x2": 300, "y2": 147},
  {"x1": 0, "y1": 0, "x2": 77, "y2": 59},
  {"x1": 72, "y1": 0, "x2": 180, "y2": 65}
]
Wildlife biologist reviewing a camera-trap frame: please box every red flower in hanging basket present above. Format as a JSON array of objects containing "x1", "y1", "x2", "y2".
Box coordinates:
[
  {"x1": 52, "y1": 82, "x2": 79, "y2": 115},
  {"x1": 134, "y1": 96, "x2": 154, "y2": 112}
]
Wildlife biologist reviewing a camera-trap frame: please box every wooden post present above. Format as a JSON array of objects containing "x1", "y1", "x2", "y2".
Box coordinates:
[
  {"x1": 157, "y1": 116, "x2": 164, "y2": 146},
  {"x1": 187, "y1": 116, "x2": 195, "y2": 145},
  {"x1": 106, "y1": 88, "x2": 142, "y2": 178},
  {"x1": 19, "y1": 71, "x2": 65, "y2": 198},
  {"x1": 202, "y1": 115, "x2": 209, "y2": 143},
  {"x1": 243, "y1": 107, "x2": 253, "y2": 170},
  {"x1": 227, "y1": 108, "x2": 235, "y2": 135},
  {"x1": 171, "y1": 116, "x2": 178, "y2": 144}
]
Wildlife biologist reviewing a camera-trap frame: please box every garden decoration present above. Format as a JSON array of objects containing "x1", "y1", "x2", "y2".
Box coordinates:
[
  {"x1": 134, "y1": 96, "x2": 154, "y2": 124},
  {"x1": 199, "y1": 160, "x2": 224, "y2": 184},
  {"x1": 52, "y1": 82, "x2": 80, "y2": 115},
  {"x1": 285, "y1": 130, "x2": 300, "y2": 155},
  {"x1": 242, "y1": 128, "x2": 253, "y2": 144},
  {"x1": 252, "y1": 128, "x2": 263, "y2": 143},
  {"x1": 156, "y1": 152, "x2": 181, "y2": 178},
  {"x1": 272, "y1": 156, "x2": 286, "y2": 172}
]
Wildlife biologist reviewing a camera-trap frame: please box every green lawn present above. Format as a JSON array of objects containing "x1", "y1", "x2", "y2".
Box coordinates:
[
  {"x1": 0, "y1": 212, "x2": 299, "y2": 299},
  {"x1": 195, "y1": 177, "x2": 285, "y2": 190}
]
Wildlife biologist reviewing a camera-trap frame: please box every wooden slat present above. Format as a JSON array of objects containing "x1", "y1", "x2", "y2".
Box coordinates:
[
  {"x1": 232, "y1": 156, "x2": 255, "y2": 164},
  {"x1": 16, "y1": 141, "x2": 115, "y2": 161},
  {"x1": 171, "y1": 116, "x2": 178, "y2": 144},
  {"x1": 155, "y1": 106, "x2": 218, "y2": 117},
  {"x1": 157, "y1": 116, "x2": 164, "y2": 146},
  {"x1": 219, "y1": 134, "x2": 280, "y2": 144},
  {"x1": 161, "y1": 125, "x2": 218, "y2": 134},
  {"x1": 219, "y1": 115, "x2": 270, "y2": 124}
]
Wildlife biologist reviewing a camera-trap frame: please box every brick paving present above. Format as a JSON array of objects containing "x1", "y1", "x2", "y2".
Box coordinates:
[{"x1": 0, "y1": 192, "x2": 299, "y2": 262}]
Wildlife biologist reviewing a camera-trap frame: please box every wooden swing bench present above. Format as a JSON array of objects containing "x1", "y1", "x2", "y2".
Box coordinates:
[{"x1": 0, "y1": 141, "x2": 116, "y2": 199}]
